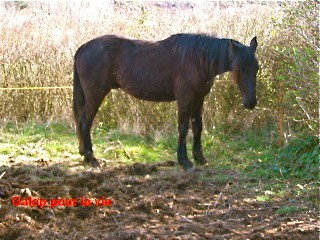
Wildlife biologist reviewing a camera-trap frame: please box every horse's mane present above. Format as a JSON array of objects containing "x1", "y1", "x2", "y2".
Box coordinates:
[{"x1": 163, "y1": 33, "x2": 231, "y2": 75}]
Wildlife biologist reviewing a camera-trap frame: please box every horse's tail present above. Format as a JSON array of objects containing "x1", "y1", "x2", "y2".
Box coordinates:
[{"x1": 73, "y1": 49, "x2": 85, "y2": 137}]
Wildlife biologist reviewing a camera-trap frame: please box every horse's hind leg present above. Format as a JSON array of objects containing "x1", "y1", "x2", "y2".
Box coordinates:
[
  {"x1": 191, "y1": 98, "x2": 207, "y2": 165},
  {"x1": 79, "y1": 88, "x2": 110, "y2": 166}
]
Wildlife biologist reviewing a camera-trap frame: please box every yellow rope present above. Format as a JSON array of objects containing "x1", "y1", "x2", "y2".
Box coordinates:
[{"x1": 0, "y1": 86, "x2": 72, "y2": 90}]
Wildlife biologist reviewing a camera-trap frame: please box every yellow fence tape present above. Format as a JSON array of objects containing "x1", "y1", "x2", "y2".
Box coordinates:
[{"x1": 0, "y1": 86, "x2": 72, "y2": 90}]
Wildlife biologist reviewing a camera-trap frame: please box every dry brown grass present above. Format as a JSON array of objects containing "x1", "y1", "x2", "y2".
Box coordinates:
[{"x1": 0, "y1": 1, "x2": 317, "y2": 137}]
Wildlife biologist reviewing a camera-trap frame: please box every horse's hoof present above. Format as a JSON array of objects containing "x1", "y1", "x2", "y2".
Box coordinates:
[
  {"x1": 194, "y1": 154, "x2": 208, "y2": 165},
  {"x1": 90, "y1": 159, "x2": 100, "y2": 167},
  {"x1": 186, "y1": 166, "x2": 198, "y2": 172},
  {"x1": 83, "y1": 157, "x2": 100, "y2": 167},
  {"x1": 179, "y1": 158, "x2": 194, "y2": 171},
  {"x1": 196, "y1": 159, "x2": 208, "y2": 166}
]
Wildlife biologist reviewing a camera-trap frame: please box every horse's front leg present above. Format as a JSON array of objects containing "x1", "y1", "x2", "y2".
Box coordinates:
[
  {"x1": 177, "y1": 101, "x2": 194, "y2": 170},
  {"x1": 191, "y1": 98, "x2": 207, "y2": 165}
]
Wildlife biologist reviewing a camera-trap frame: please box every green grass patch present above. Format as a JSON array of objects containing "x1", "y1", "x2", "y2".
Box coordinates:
[
  {"x1": 0, "y1": 122, "x2": 77, "y2": 159},
  {"x1": 91, "y1": 125, "x2": 177, "y2": 164},
  {"x1": 246, "y1": 135, "x2": 319, "y2": 181},
  {"x1": 256, "y1": 195, "x2": 272, "y2": 202},
  {"x1": 0, "y1": 122, "x2": 178, "y2": 164},
  {"x1": 276, "y1": 206, "x2": 307, "y2": 215},
  {"x1": 0, "y1": 122, "x2": 318, "y2": 183}
]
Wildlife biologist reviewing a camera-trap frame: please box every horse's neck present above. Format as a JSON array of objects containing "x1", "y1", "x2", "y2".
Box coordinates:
[{"x1": 213, "y1": 40, "x2": 232, "y2": 76}]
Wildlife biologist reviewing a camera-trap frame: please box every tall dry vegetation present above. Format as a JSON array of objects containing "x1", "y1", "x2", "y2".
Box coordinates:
[{"x1": 0, "y1": 1, "x2": 318, "y2": 138}]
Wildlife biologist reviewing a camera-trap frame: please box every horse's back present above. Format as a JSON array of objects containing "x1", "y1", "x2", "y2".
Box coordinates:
[{"x1": 74, "y1": 34, "x2": 196, "y2": 102}]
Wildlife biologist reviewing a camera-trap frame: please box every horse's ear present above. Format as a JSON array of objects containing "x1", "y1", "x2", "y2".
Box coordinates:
[{"x1": 250, "y1": 37, "x2": 257, "y2": 52}]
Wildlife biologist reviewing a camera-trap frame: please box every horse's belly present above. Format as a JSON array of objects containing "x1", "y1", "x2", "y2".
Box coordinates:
[{"x1": 121, "y1": 85, "x2": 176, "y2": 102}]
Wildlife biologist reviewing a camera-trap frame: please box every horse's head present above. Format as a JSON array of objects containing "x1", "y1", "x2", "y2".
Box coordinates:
[{"x1": 229, "y1": 37, "x2": 259, "y2": 109}]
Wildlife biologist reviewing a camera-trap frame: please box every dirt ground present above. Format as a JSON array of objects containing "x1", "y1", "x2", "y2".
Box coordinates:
[{"x1": 0, "y1": 157, "x2": 318, "y2": 240}]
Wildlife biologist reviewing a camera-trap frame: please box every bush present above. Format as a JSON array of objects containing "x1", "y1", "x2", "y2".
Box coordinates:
[
  {"x1": 270, "y1": 0, "x2": 319, "y2": 137},
  {"x1": 275, "y1": 135, "x2": 319, "y2": 180}
]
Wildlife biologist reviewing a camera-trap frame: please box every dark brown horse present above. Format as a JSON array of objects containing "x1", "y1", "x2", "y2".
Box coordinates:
[{"x1": 73, "y1": 33, "x2": 259, "y2": 170}]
